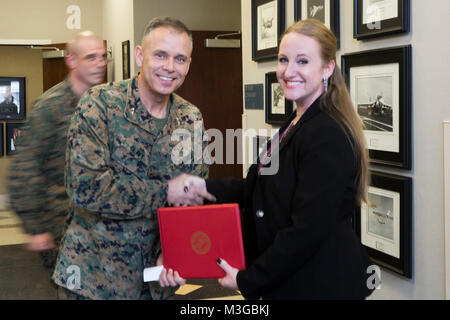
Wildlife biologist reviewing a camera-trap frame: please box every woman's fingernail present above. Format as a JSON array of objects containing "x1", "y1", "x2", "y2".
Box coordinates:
[{"x1": 216, "y1": 258, "x2": 222, "y2": 264}]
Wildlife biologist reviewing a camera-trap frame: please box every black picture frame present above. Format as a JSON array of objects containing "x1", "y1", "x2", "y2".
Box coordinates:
[
  {"x1": 341, "y1": 45, "x2": 412, "y2": 170},
  {"x1": 0, "y1": 77, "x2": 26, "y2": 121},
  {"x1": 265, "y1": 72, "x2": 294, "y2": 125},
  {"x1": 294, "y1": 0, "x2": 340, "y2": 48},
  {"x1": 252, "y1": 0, "x2": 285, "y2": 62},
  {"x1": 122, "y1": 40, "x2": 130, "y2": 80},
  {"x1": 0, "y1": 123, "x2": 3, "y2": 157},
  {"x1": 6, "y1": 122, "x2": 25, "y2": 156},
  {"x1": 354, "y1": 171, "x2": 412, "y2": 278},
  {"x1": 354, "y1": 0, "x2": 410, "y2": 40}
]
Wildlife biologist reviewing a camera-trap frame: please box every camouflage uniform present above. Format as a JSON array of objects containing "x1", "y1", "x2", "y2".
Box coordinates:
[
  {"x1": 8, "y1": 77, "x2": 79, "y2": 276},
  {"x1": 52, "y1": 75, "x2": 209, "y2": 300}
]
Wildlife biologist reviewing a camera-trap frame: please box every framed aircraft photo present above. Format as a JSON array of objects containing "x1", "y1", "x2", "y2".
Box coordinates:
[
  {"x1": 355, "y1": 171, "x2": 412, "y2": 278},
  {"x1": 341, "y1": 45, "x2": 412, "y2": 169}
]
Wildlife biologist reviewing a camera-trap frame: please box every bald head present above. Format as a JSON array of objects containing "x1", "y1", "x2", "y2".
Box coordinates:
[{"x1": 67, "y1": 31, "x2": 103, "y2": 56}]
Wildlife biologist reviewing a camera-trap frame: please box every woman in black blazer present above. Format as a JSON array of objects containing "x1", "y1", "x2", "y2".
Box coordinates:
[{"x1": 159, "y1": 19, "x2": 375, "y2": 300}]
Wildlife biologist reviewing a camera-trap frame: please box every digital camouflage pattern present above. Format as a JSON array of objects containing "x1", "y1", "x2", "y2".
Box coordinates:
[
  {"x1": 8, "y1": 78, "x2": 80, "y2": 275},
  {"x1": 52, "y1": 75, "x2": 209, "y2": 300}
]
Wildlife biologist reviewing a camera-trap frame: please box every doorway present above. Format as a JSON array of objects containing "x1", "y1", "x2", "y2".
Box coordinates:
[{"x1": 176, "y1": 30, "x2": 243, "y2": 180}]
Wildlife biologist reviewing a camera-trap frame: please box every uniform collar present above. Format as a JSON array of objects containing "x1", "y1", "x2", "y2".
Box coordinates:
[{"x1": 124, "y1": 75, "x2": 179, "y2": 136}]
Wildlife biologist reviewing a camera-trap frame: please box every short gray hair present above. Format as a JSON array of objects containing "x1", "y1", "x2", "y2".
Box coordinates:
[{"x1": 141, "y1": 16, "x2": 193, "y2": 50}]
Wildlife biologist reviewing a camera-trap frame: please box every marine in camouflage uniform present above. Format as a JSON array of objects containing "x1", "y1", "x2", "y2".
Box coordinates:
[
  {"x1": 52, "y1": 75, "x2": 209, "y2": 299},
  {"x1": 8, "y1": 77, "x2": 79, "y2": 276}
]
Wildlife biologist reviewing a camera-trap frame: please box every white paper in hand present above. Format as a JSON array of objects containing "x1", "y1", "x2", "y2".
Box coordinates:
[{"x1": 143, "y1": 265, "x2": 164, "y2": 282}]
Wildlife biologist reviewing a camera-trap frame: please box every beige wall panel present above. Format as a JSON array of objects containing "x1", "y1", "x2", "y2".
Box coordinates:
[{"x1": 0, "y1": 0, "x2": 102, "y2": 44}]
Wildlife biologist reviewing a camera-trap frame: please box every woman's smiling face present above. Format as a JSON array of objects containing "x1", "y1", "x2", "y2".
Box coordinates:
[{"x1": 276, "y1": 32, "x2": 333, "y2": 108}]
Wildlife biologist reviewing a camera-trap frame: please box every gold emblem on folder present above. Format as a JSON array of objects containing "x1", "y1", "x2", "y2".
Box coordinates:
[{"x1": 190, "y1": 231, "x2": 211, "y2": 255}]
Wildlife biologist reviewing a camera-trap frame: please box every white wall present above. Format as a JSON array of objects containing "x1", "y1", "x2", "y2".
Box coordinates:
[
  {"x1": 102, "y1": 0, "x2": 135, "y2": 82},
  {"x1": 241, "y1": 0, "x2": 450, "y2": 299}
]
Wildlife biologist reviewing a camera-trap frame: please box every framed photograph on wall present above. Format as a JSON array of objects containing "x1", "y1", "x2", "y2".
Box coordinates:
[
  {"x1": 122, "y1": 40, "x2": 131, "y2": 80},
  {"x1": 0, "y1": 123, "x2": 3, "y2": 157},
  {"x1": 294, "y1": 0, "x2": 340, "y2": 48},
  {"x1": 6, "y1": 122, "x2": 25, "y2": 156},
  {"x1": 265, "y1": 72, "x2": 294, "y2": 125},
  {"x1": 252, "y1": 0, "x2": 285, "y2": 62},
  {"x1": 0, "y1": 77, "x2": 26, "y2": 121},
  {"x1": 341, "y1": 45, "x2": 412, "y2": 169},
  {"x1": 354, "y1": 171, "x2": 412, "y2": 278},
  {"x1": 354, "y1": 0, "x2": 410, "y2": 40}
]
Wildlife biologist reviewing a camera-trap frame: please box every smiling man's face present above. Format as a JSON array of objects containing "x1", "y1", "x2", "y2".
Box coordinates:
[{"x1": 136, "y1": 26, "x2": 192, "y2": 99}]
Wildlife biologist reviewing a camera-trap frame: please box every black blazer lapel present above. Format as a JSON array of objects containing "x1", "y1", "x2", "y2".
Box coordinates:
[{"x1": 264, "y1": 96, "x2": 324, "y2": 164}]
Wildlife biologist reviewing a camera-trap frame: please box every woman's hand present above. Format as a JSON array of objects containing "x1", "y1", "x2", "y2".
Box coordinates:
[{"x1": 217, "y1": 258, "x2": 239, "y2": 290}]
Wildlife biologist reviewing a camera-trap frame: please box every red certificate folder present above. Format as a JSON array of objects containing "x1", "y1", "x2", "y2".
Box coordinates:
[{"x1": 157, "y1": 203, "x2": 246, "y2": 279}]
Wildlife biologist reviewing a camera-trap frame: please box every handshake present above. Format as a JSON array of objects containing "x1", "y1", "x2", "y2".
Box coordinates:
[
  {"x1": 160, "y1": 174, "x2": 238, "y2": 290},
  {"x1": 167, "y1": 174, "x2": 216, "y2": 207}
]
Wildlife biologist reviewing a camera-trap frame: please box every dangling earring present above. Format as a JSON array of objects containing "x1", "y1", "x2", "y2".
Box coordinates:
[{"x1": 323, "y1": 75, "x2": 328, "y2": 92}]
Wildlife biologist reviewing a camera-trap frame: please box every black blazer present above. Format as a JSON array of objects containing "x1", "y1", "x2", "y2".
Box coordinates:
[{"x1": 207, "y1": 96, "x2": 374, "y2": 300}]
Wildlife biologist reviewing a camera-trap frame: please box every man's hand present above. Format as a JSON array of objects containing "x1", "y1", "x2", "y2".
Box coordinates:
[
  {"x1": 167, "y1": 174, "x2": 216, "y2": 207},
  {"x1": 159, "y1": 268, "x2": 187, "y2": 287},
  {"x1": 26, "y1": 233, "x2": 55, "y2": 251},
  {"x1": 157, "y1": 254, "x2": 186, "y2": 287}
]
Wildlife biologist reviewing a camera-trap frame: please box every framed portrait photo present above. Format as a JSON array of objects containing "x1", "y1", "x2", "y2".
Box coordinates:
[
  {"x1": 355, "y1": 171, "x2": 412, "y2": 278},
  {"x1": 294, "y1": 0, "x2": 340, "y2": 48},
  {"x1": 122, "y1": 40, "x2": 131, "y2": 80},
  {"x1": 354, "y1": 0, "x2": 410, "y2": 40},
  {"x1": 265, "y1": 72, "x2": 294, "y2": 125},
  {"x1": 341, "y1": 45, "x2": 412, "y2": 169},
  {"x1": 0, "y1": 77, "x2": 26, "y2": 121},
  {"x1": 252, "y1": 0, "x2": 286, "y2": 62},
  {"x1": 6, "y1": 122, "x2": 25, "y2": 156}
]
